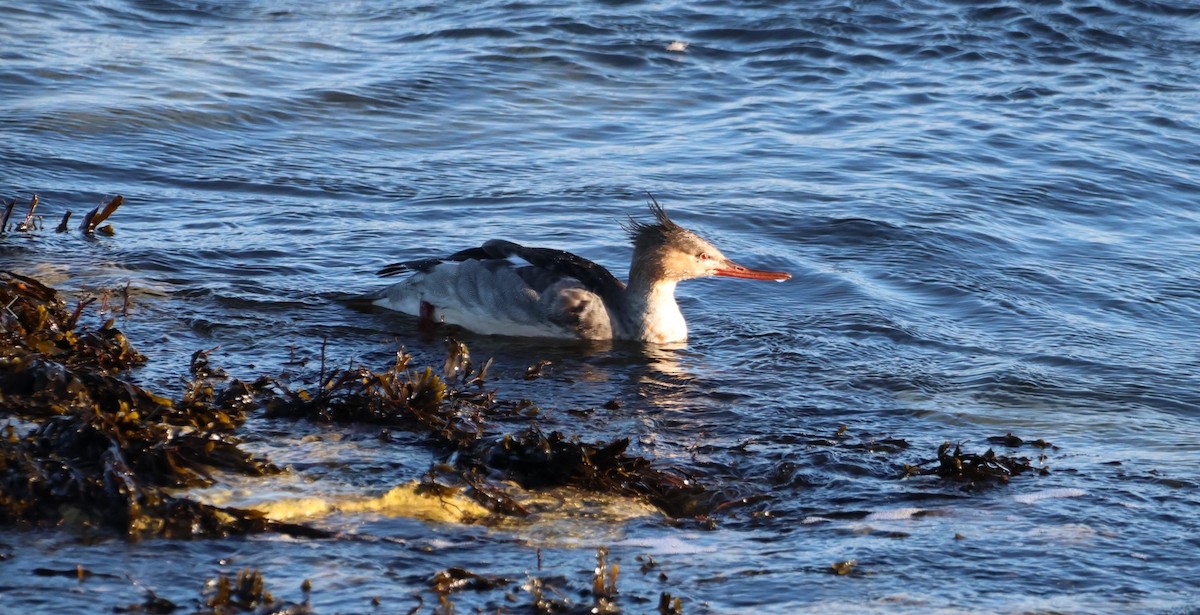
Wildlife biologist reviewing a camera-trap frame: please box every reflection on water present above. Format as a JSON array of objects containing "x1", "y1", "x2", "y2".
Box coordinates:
[{"x1": 640, "y1": 343, "x2": 689, "y2": 380}]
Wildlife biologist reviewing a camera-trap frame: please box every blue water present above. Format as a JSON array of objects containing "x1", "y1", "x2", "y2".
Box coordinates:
[{"x1": 3, "y1": 0, "x2": 1199, "y2": 612}]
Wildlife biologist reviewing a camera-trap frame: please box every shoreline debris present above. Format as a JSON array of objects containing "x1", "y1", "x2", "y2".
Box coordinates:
[
  {"x1": 81, "y1": 195, "x2": 123, "y2": 235},
  {"x1": 0, "y1": 194, "x2": 124, "y2": 235}
]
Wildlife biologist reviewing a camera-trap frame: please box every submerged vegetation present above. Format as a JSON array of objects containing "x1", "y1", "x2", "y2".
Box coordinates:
[
  {"x1": 198, "y1": 568, "x2": 312, "y2": 615},
  {"x1": 0, "y1": 196, "x2": 310, "y2": 538}
]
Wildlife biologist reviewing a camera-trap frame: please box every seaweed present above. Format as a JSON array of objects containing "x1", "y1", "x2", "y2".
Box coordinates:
[
  {"x1": 521, "y1": 574, "x2": 573, "y2": 613},
  {"x1": 245, "y1": 336, "x2": 734, "y2": 520},
  {"x1": 55, "y1": 210, "x2": 72, "y2": 233},
  {"x1": 591, "y1": 546, "x2": 620, "y2": 610},
  {"x1": 657, "y1": 592, "x2": 684, "y2": 614},
  {"x1": 115, "y1": 567, "x2": 317, "y2": 614},
  {"x1": 829, "y1": 559, "x2": 857, "y2": 575},
  {"x1": 0, "y1": 197, "x2": 15, "y2": 232},
  {"x1": 114, "y1": 589, "x2": 177, "y2": 614},
  {"x1": 431, "y1": 566, "x2": 512, "y2": 594},
  {"x1": 254, "y1": 351, "x2": 483, "y2": 449},
  {"x1": 428, "y1": 566, "x2": 511, "y2": 612},
  {"x1": 987, "y1": 432, "x2": 1055, "y2": 450},
  {"x1": 1, "y1": 195, "x2": 43, "y2": 233},
  {"x1": 0, "y1": 270, "x2": 324, "y2": 539},
  {"x1": 256, "y1": 353, "x2": 731, "y2": 519},
  {"x1": 902, "y1": 439, "x2": 1049, "y2": 490},
  {"x1": 199, "y1": 568, "x2": 311, "y2": 615},
  {"x1": 16, "y1": 194, "x2": 38, "y2": 232},
  {"x1": 476, "y1": 426, "x2": 722, "y2": 519}
]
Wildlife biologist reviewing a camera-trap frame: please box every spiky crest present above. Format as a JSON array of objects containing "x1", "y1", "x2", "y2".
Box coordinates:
[{"x1": 622, "y1": 193, "x2": 685, "y2": 246}]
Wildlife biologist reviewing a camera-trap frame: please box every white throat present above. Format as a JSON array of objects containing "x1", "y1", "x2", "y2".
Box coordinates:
[{"x1": 622, "y1": 280, "x2": 687, "y2": 343}]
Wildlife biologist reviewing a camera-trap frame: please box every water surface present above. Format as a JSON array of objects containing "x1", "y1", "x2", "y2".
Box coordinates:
[{"x1": 2, "y1": 0, "x2": 1199, "y2": 612}]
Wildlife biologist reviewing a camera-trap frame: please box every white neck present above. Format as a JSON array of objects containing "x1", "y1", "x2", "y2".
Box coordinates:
[{"x1": 619, "y1": 279, "x2": 687, "y2": 343}]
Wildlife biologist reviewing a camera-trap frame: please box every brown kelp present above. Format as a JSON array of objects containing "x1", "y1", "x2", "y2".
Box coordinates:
[
  {"x1": 476, "y1": 426, "x2": 721, "y2": 519},
  {"x1": 198, "y1": 568, "x2": 312, "y2": 615},
  {"x1": 253, "y1": 346, "x2": 734, "y2": 521},
  {"x1": 247, "y1": 336, "x2": 734, "y2": 520},
  {"x1": 0, "y1": 197, "x2": 15, "y2": 232},
  {"x1": 0, "y1": 270, "x2": 321, "y2": 538},
  {"x1": 116, "y1": 567, "x2": 310, "y2": 614},
  {"x1": 255, "y1": 351, "x2": 481, "y2": 448},
  {"x1": 902, "y1": 439, "x2": 1049, "y2": 490},
  {"x1": 16, "y1": 194, "x2": 38, "y2": 232}
]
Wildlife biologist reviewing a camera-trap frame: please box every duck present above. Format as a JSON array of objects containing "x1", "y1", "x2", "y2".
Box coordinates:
[{"x1": 371, "y1": 199, "x2": 790, "y2": 343}]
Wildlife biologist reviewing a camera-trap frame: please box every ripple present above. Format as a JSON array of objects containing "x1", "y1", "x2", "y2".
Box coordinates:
[{"x1": 3, "y1": 0, "x2": 1200, "y2": 611}]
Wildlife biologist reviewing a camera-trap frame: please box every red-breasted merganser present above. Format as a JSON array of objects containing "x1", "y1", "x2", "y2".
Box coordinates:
[{"x1": 372, "y1": 200, "x2": 790, "y2": 343}]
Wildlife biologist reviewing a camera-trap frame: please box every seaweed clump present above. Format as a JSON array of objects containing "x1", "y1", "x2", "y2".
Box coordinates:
[
  {"x1": 903, "y1": 439, "x2": 1049, "y2": 490},
  {"x1": 254, "y1": 348, "x2": 482, "y2": 449},
  {"x1": 198, "y1": 568, "x2": 311, "y2": 615},
  {"x1": 478, "y1": 426, "x2": 719, "y2": 519},
  {"x1": 252, "y1": 340, "x2": 731, "y2": 521},
  {"x1": 0, "y1": 270, "x2": 317, "y2": 539}
]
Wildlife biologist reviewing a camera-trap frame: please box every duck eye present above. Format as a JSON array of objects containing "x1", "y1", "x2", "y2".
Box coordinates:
[{"x1": 698, "y1": 253, "x2": 711, "y2": 261}]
